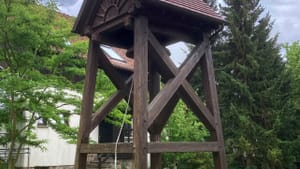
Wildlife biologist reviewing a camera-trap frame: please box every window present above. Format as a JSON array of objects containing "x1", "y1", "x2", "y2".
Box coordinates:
[{"x1": 100, "y1": 45, "x2": 125, "y2": 62}]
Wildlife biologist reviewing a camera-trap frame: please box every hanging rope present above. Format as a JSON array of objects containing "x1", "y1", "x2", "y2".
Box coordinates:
[{"x1": 114, "y1": 82, "x2": 133, "y2": 169}]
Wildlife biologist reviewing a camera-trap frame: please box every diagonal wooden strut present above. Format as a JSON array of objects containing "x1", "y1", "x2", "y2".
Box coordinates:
[
  {"x1": 147, "y1": 32, "x2": 215, "y2": 131},
  {"x1": 89, "y1": 77, "x2": 132, "y2": 133},
  {"x1": 88, "y1": 43, "x2": 135, "y2": 133}
]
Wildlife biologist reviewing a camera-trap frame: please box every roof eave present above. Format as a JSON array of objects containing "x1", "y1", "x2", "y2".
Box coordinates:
[
  {"x1": 143, "y1": 0, "x2": 226, "y2": 25},
  {"x1": 72, "y1": 0, "x2": 101, "y2": 35}
]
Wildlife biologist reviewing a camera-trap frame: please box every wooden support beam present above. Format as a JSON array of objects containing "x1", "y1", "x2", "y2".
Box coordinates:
[
  {"x1": 148, "y1": 94, "x2": 179, "y2": 134},
  {"x1": 133, "y1": 16, "x2": 149, "y2": 169},
  {"x1": 75, "y1": 40, "x2": 99, "y2": 169},
  {"x1": 147, "y1": 32, "x2": 215, "y2": 131},
  {"x1": 90, "y1": 77, "x2": 132, "y2": 132},
  {"x1": 92, "y1": 15, "x2": 132, "y2": 38},
  {"x1": 200, "y1": 46, "x2": 228, "y2": 169},
  {"x1": 149, "y1": 68, "x2": 162, "y2": 169},
  {"x1": 148, "y1": 142, "x2": 220, "y2": 153},
  {"x1": 90, "y1": 90, "x2": 124, "y2": 132},
  {"x1": 80, "y1": 143, "x2": 133, "y2": 154},
  {"x1": 180, "y1": 81, "x2": 215, "y2": 131}
]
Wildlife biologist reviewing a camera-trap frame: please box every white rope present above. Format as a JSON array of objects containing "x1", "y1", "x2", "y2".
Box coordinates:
[{"x1": 114, "y1": 83, "x2": 133, "y2": 169}]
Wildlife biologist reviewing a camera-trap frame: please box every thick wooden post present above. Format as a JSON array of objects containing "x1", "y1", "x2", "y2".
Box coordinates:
[
  {"x1": 200, "y1": 45, "x2": 227, "y2": 169},
  {"x1": 74, "y1": 40, "x2": 99, "y2": 169},
  {"x1": 149, "y1": 70, "x2": 162, "y2": 169},
  {"x1": 133, "y1": 16, "x2": 149, "y2": 169}
]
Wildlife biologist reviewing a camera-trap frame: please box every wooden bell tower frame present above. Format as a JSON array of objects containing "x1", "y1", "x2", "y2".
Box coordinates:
[{"x1": 73, "y1": 0, "x2": 227, "y2": 168}]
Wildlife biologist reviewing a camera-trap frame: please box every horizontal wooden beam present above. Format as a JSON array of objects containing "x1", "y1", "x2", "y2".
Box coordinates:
[
  {"x1": 80, "y1": 143, "x2": 133, "y2": 154},
  {"x1": 148, "y1": 142, "x2": 220, "y2": 153},
  {"x1": 92, "y1": 15, "x2": 132, "y2": 37},
  {"x1": 80, "y1": 142, "x2": 221, "y2": 154}
]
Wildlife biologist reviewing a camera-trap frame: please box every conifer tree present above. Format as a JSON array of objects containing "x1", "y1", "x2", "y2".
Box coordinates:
[{"x1": 212, "y1": 0, "x2": 292, "y2": 168}]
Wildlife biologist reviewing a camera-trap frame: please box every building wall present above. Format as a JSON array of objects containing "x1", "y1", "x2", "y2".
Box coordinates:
[{"x1": 17, "y1": 114, "x2": 98, "y2": 168}]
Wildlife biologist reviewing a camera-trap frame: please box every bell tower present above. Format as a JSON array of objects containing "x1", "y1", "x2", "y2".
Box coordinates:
[{"x1": 73, "y1": 0, "x2": 227, "y2": 168}]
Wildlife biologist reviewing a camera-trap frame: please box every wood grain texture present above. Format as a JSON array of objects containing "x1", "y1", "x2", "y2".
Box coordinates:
[
  {"x1": 201, "y1": 46, "x2": 228, "y2": 169},
  {"x1": 90, "y1": 77, "x2": 132, "y2": 132},
  {"x1": 147, "y1": 32, "x2": 215, "y2": 131},
  {"x1": 75, "y1": 40, "x2": 99, "y2": 169},
  {"x1": 148, "y1": 142, "x2": 220, "y2": 153},
  {"x1": 149, "y1": 69, "x2": 162, "y2": 169},
  {"x1": 80, "y1": 143, "x2": 133, "y2": 154},
  {"x1": 133, "y1": 16, "x2": 149, "y2": 169}
]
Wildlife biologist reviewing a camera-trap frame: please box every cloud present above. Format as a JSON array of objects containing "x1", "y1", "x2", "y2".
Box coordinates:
[
  {"x1": 57, "y1": 0, "x2": 83, "y2": 16},
  {"x1": 57, "y1": 0, "x2": 78, "y2": 7},
  {"x1": 260, "y1": 0, "x2": 300, "y2": 43}
]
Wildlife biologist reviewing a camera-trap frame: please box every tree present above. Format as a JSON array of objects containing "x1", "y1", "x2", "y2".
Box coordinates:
[
  {"x1": 162, "y1": 100, "x2": 213, "y2": 169},
  {"x1": 279, "y1": 42, "x2": 300, "y2": 168},
  {"x1": 0, "y1": 1, "x2": 86, "y2": 168},
  {"x1": 285, "y1": 42, "x2": 300, "y2": 111},
  {"x1": 212, "y1": 0, "x2": 292, "y2": 168}
]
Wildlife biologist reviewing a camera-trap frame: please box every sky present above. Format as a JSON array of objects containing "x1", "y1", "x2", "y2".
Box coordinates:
[{"x1": 57, "y1": 0, "x2": 300, "y2": 45}]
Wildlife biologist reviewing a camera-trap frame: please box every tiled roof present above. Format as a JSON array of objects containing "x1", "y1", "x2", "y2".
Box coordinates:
[
  {"x1": 108, "y1": 48, "x2": 134, "y2": 72},
  {"x1": 69, "y1": 34, "x2": 133, "y2": 71},
  {"x1": 159, "y1": 0, "x2": 224, "y2": 22}
]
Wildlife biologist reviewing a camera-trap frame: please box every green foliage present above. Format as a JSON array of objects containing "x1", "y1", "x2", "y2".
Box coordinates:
[
  {"x1": 208, "y1": 0, "x2": 299, "y2": 168},
  {"x1": 279, "y1": 42, "x2": 300, "y2": 167},
  {"x1": 162, "y1": 100, "x2": 213, "y2": 169},
  {"x1": 0, "y1": 0, "x2": 87, "y2": 167},
  {"x1": 285, "y1": 42, "x2": 300, "y2": 109},
  {"x1": 93, "y1": 70, "x2": 132, "y2": 127}
]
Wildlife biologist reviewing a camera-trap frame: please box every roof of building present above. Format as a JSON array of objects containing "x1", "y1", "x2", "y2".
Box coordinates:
[
  {"x1": 104, "y1": 47, "x2": 134, "y2": 72},
  {"x1": 73, "y1": 0, "x2": 225, "y2": 35},
  {"x1": 159, "y1": 0, "x2": 224, "y2": 22}
]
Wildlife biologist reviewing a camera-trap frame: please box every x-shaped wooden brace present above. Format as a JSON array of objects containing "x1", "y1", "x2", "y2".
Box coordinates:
[
  {"x1": 147, "y1": 31, "x2": 216, "y2": 133},
  {"x1": 86, "y1": 44, "x2": 133, "y2": 135}
]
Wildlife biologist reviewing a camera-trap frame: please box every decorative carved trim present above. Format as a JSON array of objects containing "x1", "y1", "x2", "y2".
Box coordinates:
[{"x1": 93, "y1": 0, "x2": 131, "y2": 28}]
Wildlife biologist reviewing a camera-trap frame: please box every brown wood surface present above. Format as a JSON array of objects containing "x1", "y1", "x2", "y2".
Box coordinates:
[
  {"x1": 149, "y1": 69, "x2": 162, "y2": 169},
  {"x1": 201, "y1": 46, "x2": 227, "y2": 169},
  {"x1": 147, "y1": 32, "x2": 215, "y2": 131},
  {"x1": 92, "y1": 0, "x2": 132, "y2": 28},
  {"x1": 90, "y1": 90, "x2": 124, "y2": 132},
  {"x1": 148, "y1": 142, "x2": 220, "y2": 153},
  {"x1": 75, "y1": 40, "x2": 99, "y2": 169},
  {"x1": 80, "y1": 143, "x2": 133, "y2": 154},
  {"x1": 148, "y1": 94, "x2": 180, "y2": 134},
  {"x1": 90, "y1": 77, "x2": 132, "y2": 132},
  {"x1": 133, "y1": 16, "x2": 149, "y2": 169},
  {"x1": 92, "y1": 15, "x2": 132, "y2": 37}
]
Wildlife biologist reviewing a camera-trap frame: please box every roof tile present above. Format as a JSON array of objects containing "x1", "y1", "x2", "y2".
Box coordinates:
[{"x1": 159, "y1": 0, "x2": 224, "y2": 22}]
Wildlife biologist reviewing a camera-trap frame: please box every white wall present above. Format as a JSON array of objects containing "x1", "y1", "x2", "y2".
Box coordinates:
[{"x1": 17, "y1": 114, "x2": 98, "y2": 168}]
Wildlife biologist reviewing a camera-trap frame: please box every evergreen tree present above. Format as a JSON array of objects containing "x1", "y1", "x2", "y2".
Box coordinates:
[{"x1": 212, "y1": 0, "x2": 292, "y2": 168}]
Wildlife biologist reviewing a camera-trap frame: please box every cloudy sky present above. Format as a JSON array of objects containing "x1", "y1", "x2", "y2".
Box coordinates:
[{"x1": 57, "y1": 0, "x2": 300, "y2": 44}]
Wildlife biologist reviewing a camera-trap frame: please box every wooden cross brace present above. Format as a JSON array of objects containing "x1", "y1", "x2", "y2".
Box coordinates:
[{"x1": 75, "y1": 16, "x2": 227, "y2": 169}]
